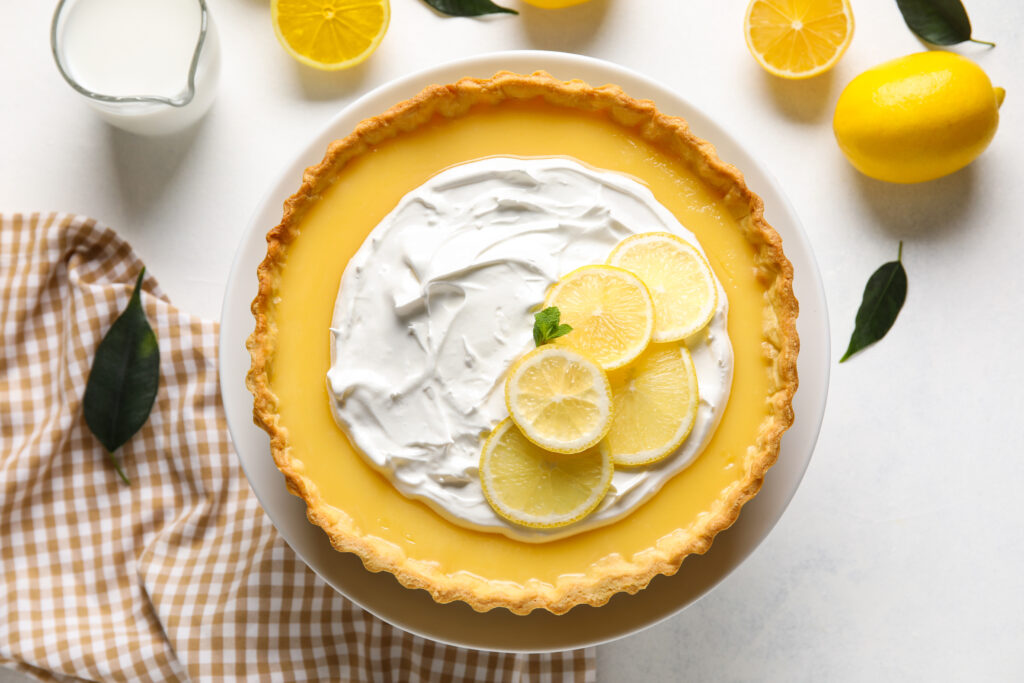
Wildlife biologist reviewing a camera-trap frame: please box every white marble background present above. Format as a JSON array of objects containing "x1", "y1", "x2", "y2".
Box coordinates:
[{"x1": 2, "y1": 0, "x2": 1022, "y2": 680}]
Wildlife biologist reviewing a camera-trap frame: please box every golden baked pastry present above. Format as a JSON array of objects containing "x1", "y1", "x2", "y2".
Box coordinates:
[{"x1": 246, "y1": 71, "x2": 799, "y2": 615}]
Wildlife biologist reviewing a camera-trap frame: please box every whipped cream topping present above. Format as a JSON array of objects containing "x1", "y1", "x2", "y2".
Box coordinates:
[{"x1": 327, "y1": 157, "x2": 733, "y2": 542}]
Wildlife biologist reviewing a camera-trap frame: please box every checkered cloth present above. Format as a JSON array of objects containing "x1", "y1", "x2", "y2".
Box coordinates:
[{"x1": 0, "y1": 213, "x2": 596, "y2": 682}]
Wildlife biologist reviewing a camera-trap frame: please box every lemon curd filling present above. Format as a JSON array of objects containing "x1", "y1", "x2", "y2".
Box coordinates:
[{"x1": 269, "y1": 101, "x2": 773, "y2": 586}]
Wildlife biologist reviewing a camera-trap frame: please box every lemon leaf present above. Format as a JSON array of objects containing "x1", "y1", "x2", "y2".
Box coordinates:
[
  {"x1": 895, "y1": 0, "x2": 994, "y2": 47},
  {"x1": 82, "y1": 269, "x2": 160, "y2": 484},
  {"x1": 423, "y1": 0, "x2": 517, "y2": 16},
  {"x1": 840, "y1": 243, "x2": 907, "y2": 363}
]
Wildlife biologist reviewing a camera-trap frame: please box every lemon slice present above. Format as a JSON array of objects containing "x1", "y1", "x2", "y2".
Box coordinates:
[
  {"x1": 272, "y1": 0, "x2": 390, "y2": 71},
  {"x1": 543, "y1": 265, "x2": 654, "y2": 370},
  {"x1": 603, "y1": 344, "x2": 699, "y2": 467},
  {"x1": 480, "y1": 418, "x2": 613, "y2": 528},
  {"x1": 743, "y1": 0, "x2": 854, "y2": 79},
  {"x1": 505, "y1": 345, "x2": 613, "y2": 454},
  {"x1": 607, "y1": 232, "x2": 717, "y2": 342}
]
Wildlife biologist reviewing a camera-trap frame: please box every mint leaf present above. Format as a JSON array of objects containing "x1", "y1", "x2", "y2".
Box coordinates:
[
  {"x1": 533, "y1": 307, "x2": 573, "y2": 346},
  {"x1": 83, "y1": 268, "x2": 160, "y2": 484},
  {"x1": 840, "y1": 243, "x2": 907, "y2": 363}
]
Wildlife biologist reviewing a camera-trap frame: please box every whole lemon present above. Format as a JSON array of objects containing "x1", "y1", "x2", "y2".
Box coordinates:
[{"x1": 833, "y1": 52, "x2": 1004, "y2": 183}]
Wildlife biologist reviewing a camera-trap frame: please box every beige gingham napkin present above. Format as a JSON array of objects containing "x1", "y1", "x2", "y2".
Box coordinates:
[{"x1": 0, "y1": 213, "x2": 596, "y2": 682}]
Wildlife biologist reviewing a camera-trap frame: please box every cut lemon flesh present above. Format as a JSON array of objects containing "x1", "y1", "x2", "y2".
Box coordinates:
[
  {"x1": 505, "y1": 345, "x2": 613, "y2": 454},
  {"x1": 272, "y1": 0, "x2": 389, "y2": 71},
  {"x1": 480, "y1": 418, "x2": 613, "y2": 528},
  {"x1": 607, "y1": 232, "x2": 717, "y2": 342},
  {"x1": 603, "y1": 344, "x2": 699, "y2": 467},
  {"x1": 543, "y1": 265, "x2": 654, "y2": 370},
  {"x1": 743, "y1": 0, "x2": 854, "y2": 79}
]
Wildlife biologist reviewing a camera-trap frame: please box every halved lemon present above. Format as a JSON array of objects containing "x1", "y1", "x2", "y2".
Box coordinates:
[
  {"x1": 543, "y1": 265, "x2": 654, "y2": 370},
  {"x1": 480, "y1": 418, "x2": 613, "y2": 529},
  {"x1": 603, "y1": 344, "x2": 699, "y2": 467},
  {"x1": 607, "y1": 232, "x2": 717, "y2": 342},
  {"x1": 743, "y1": 0, "x2": 854, "y2": 79},
  {"x1": 271, "y1": 0, "x2": 390, "y2": 71},
  {"x1": 505, "y1": 345, "x2": 613, "y2": 454}
]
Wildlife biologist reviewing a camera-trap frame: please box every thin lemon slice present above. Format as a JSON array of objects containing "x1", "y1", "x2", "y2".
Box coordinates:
[
  {"x1": 543, "y1": 265, "x2": 654, "y2": 371},
  {"x1": 602, "y1": 344, "x2": 699, "y2": 467},
  {"x1": 505, "y1": 345, "x2": 613, "y2": 454},
  {"x1": 480, "y1": 418, "x2": 613, "y2": 528},
  {"x1": 607, "y1": 232, "x2": 717, "y2": 342},
  {"x1": 743, "y1": 0, "x2": 854, "y2": 79},
  {"x1": 272, "y1": 0, "x2": 390, "y2": 71}
]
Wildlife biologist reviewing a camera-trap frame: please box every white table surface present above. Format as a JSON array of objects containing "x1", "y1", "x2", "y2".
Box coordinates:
[{"x1": 2, "y1": 1, "x2": 1022, "y2": 680}]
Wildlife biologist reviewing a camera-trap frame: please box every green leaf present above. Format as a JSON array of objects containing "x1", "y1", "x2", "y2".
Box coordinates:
[
  {"x1": 840, "y1": 243, "x2": 907, "y2": 363},
  {"x1": 533, "y1": 306, "x2": 573, "y2": 346},
  {"x1": 83, "y1": 269, "x2": 160, "y2": 484},
  {"x1": 423, "y1": 0, "x2": 517, "y2": 16},
  {"x1": 895, "y1": 0, "x2": 994, "y2": 46}
]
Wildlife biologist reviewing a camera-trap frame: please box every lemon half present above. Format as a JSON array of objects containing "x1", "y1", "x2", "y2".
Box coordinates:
[
  {"x1": 744, "y1": 0, "x2": 854, "y2": 79},
  {"x1": 272, "y1": 0, "x2": 389, "y2": 71}
]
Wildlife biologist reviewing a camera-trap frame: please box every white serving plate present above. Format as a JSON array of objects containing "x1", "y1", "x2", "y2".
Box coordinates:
[{"x1": 219, "y1": 50, "x2": 830, "y2": 653}]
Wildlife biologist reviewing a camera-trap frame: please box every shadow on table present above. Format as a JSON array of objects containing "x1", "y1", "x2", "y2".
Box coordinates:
[
  {"x1": 848, "y1": 164, "x2": 977, "y2": 242},
  {"x1": 759, "y1": 70, "x2": 837, "y2": 125},
  {"x1": 106, "y1": 114, "x2": 209, "y2": 225},
  {"x1": 295, "y1": 58, "x2": 373, "y2": 101},
  {"x1": 518, "y1": 0, "x2": 611, "y2": 54}
]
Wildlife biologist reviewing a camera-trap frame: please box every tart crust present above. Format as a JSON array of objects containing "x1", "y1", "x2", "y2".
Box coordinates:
[{"x1": 246, "y1": 71, "x2": 799, "y2": 615}]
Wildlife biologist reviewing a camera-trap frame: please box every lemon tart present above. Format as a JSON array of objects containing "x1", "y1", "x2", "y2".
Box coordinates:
[{"x1": 246, "y1": 71, "x2": 799, "y2": 615}]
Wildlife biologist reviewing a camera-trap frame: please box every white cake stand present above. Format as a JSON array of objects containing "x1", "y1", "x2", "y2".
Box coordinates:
[{"x1": 219, "y1": 50, "x2": 830, "y2": 653}]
